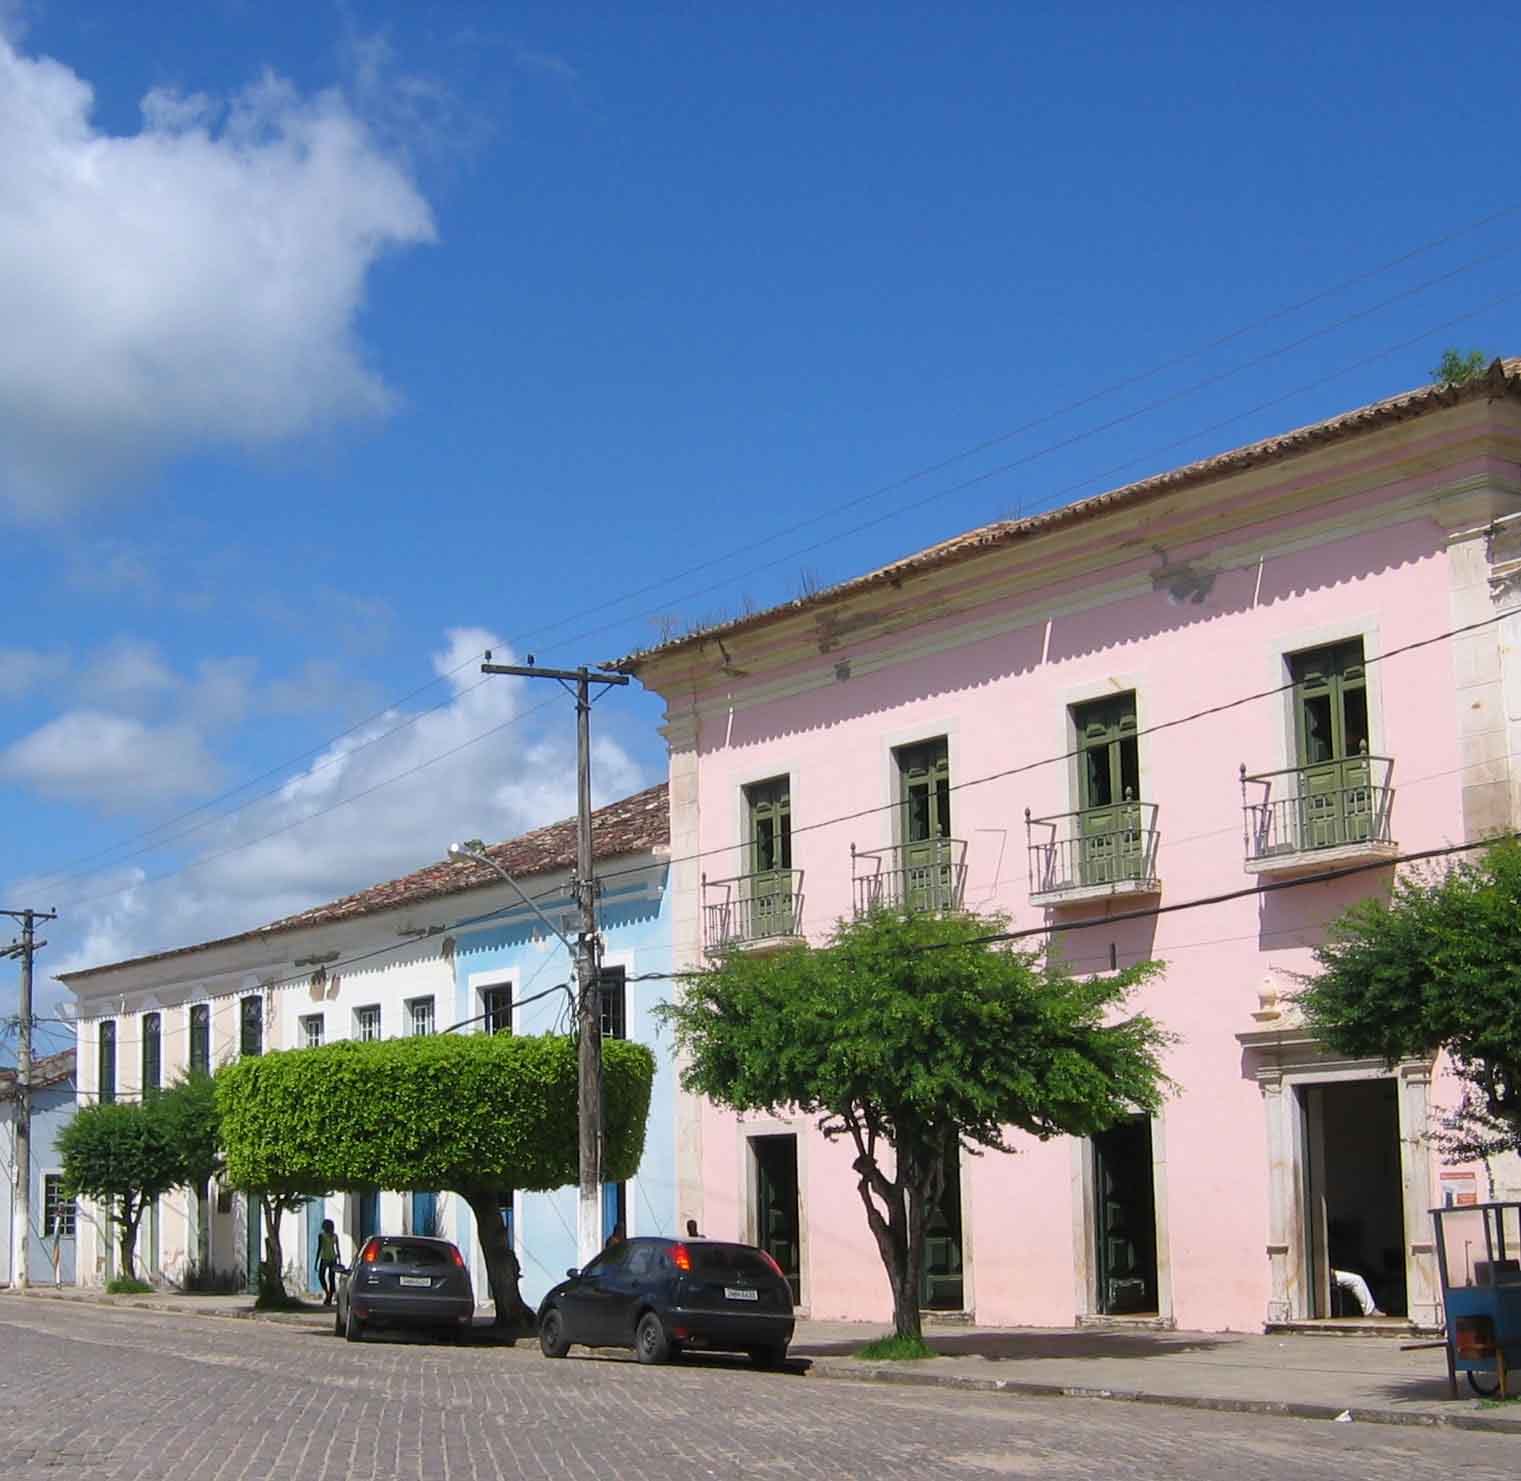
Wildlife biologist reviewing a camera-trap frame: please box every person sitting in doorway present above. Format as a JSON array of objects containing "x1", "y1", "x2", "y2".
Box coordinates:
[{"x1": 1332, "y1": 1267, "x2": 1385, "y2": 1318}]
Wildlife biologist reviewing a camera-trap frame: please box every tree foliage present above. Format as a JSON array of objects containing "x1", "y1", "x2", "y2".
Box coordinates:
[
  {"x1": 1298, "y1": 838, "x2": 1521, "y2": 1157},
  {"x1": 662, "y1": 909, "x2": 1172, "y2": 1339},
  {"x1": 216, "y1": 1033, "x2": 655, "y2": 1325},
  {"x1": 57, "y1": 1074, "x2": 217, "y2": 1281},
  {"x1": 1431, "y1": 347, "x2": 1489, "y2": 388}
]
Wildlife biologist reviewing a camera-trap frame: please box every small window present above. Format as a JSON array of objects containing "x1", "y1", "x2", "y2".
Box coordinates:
[
  {"x1": 481, "y1": 986, "x2": 512, "y2": 1036},
  {"x1": 44, "y1": 1174, "x2": 75, "y2": 1238},
  {"x1": 896, "y1": 738, "x2": 951, "y2": 843},
  {"x1": 300, "y1": 1014, "x2": 324, "y2": 1050},
  {"x1": 98, "y1": 1021, "x2": 116, "y2": 1105},
  {"x1": 599, "y1": 966, "x2": 627, "y2": 1041},
  {"x1": 745, "y1": 776, "x2": 792, "y2": 876},
  {"x1": 1072, "y1": 693, "x2": 1139, "y2": 810},
  {"x1": 188, "y1": 1004, "x2": 210, "y2": 1075},
  {"x1": 408, "y1": 996, "x2": 435, "y2": 1037},
  {"x1": 354, "y1": 1005, "x2": 382, "y2": 1043},
  {"x1": 141, "y1": 1011, "x2": 162, "y2": 1094},
  {"x1": 240, "y1": 995, "x2": 263, "y2": 1058}
]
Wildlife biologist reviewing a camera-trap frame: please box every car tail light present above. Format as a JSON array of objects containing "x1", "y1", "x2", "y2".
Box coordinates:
[
  {"x1": 361, "y1": 1240, "x2": 380, "y2": 1264},
  {"x1": 451, "y1": 1247, "x2": 466, "y2": 1269},
  {"x1": 758, "y1": 1249, "x2": 785, "y2": 1280},
  {"x1": 671, "y1": 1242, "x2": 692, "y2": 1272}
]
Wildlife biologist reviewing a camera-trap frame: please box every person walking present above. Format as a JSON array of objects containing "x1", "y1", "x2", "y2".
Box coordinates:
[{"x1": 315, "y1": 1219, "x2": 342, "y2": 1306}]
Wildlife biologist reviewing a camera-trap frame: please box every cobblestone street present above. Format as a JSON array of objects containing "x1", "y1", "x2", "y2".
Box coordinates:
[{"x1": 2, "y1": 1300, "x2": 1519, "y2": 1479}]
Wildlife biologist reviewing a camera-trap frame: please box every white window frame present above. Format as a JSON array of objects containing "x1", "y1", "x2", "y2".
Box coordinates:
[
  {"x1": 408, "y1": 996, "x2": 435, "y2": 1037},
  {"x1": 354, "y1": 1004, "x2": 382, "y2": 1043},
  {"x1": 42, "y1": 1171, "x2": 75, "y2": 1238},
  {"x1": 300, "y1": 1013, "x2": 324, "y2": 1049},
  {"x1": 469, "y1": 967, "x2": 519, "y2": 1036}
]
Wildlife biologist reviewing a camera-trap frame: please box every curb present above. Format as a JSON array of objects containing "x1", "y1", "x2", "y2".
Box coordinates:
[{"x1": 804, "y1": 1358, "x2": 1521, "y2": 1437}]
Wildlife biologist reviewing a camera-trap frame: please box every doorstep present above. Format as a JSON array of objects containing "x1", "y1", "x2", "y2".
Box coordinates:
[
  {"x1": 1076, "y1": 1313, "x2": 1177, "y2": 1332},
  {"x1": 1265, "y1": 1317, "x2": 1438, "y2": 1338}
]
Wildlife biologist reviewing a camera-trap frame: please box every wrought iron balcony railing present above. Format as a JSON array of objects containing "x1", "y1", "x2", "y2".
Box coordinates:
[
  {"x1": 851, "y1": 839, "x2": 967, "y2": 918},
  {"x1": 1025, "y1": 803, "x2": 1160, "y2": 901},
  {"x1": 1240, "y1": 756, "x2": 1394, "y2": 864},
  {"x1": 702, "y1": 870, "x2": 804, "y2": 951}
]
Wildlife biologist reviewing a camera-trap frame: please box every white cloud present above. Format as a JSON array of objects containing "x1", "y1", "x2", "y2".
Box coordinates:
[
  {"x1": 0, "y1": 35, "x2": 437, "y2": 517},
  {"x1": 21, "y1": 628, "x2": 648, "y2": 981},
  {"x1": 79, "y1": 637, "x2": 179, "y2": 707},
  {"x1": 0, "y1": 645, "x2": 68, "y2": 698},
  {"x1": 1, "y1": 709, "x2": 222, "y2": 807}
]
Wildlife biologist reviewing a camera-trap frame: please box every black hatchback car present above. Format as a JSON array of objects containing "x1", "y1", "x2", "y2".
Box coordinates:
[
  {"x1": 336, "y1": 1235, "x2": 475, "y2": 1343},
  {"x1": 537, "y1": 1237, "x2": 794, "y2": 1366}
]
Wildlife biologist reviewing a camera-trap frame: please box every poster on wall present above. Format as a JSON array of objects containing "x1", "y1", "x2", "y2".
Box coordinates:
[{"x1": 1439, "y1": 1170, "x2": 1479, "y2": 1207}]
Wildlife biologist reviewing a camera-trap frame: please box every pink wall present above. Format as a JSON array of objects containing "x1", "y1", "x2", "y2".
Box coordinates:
[{"x1": 685, "y1": 494, "x2": 1480, "y2": 1330}]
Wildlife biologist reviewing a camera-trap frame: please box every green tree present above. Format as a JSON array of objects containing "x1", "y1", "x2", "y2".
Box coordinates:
[
  {"x1": 1431, "y1": 348, "x2": 1490, "y2": 388},
  {"x1": 215, "y1": 1032, "x2": 655, "y2": 1328},
  {"x1": 57, "y1": 1100, "x2": 180, "y2": 1280},
  {"x1": 1298, "y1": 838, "x2": 1521, "y2": 1157},
  {"x1": 661, "y1": 909, "x2": 1172, "y2": 1340}
]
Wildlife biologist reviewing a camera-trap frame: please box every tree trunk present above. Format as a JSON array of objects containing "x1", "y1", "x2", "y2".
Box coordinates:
[
  {"x1": 851, "y1": 1149, "x2": 920, "y2": 1341},
  {"x1": 117, "y1": 1197, "x2": 142, "y2": 1281},
  {"x1": 259, "y1": 1195, "x2": 287, "y2": 1303},
  {"x1": 460, "y1": 1186, "x2": 534, "y2": 1331}
]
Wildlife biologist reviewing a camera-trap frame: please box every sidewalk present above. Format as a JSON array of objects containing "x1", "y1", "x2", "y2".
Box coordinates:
[{"x1": 12, "y1": 1287, "x2": 1520, "y2": 1435}]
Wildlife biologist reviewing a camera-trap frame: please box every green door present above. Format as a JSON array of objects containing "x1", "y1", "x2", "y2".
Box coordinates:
[
  {"x1": 1291, "y1": 641, "x2": 1371, "y2": 848},
  {"x1": 919, "y1": 1147, "x2": 965, "y2": 1311},
  {"x1": 746, "y1": 777, "x2": 794, "y2": 938},
  {"x1": 1075, "y1": 695, "x2": 1142, "y2": 885},
  {"x1": 898, "y1": 739, "x2": 953, "y2": 911},
  {"x1": 1094, "y1": 1117, "x2": 1158, "y2": 1315},
  {"x1": 753, "y1": 1136, "x2": 802, "y2": 1304}
]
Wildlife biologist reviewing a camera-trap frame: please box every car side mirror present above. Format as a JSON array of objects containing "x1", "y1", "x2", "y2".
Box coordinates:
[{"x1": 566, "y1": 1267, "x2": 579, "y2": 1279}]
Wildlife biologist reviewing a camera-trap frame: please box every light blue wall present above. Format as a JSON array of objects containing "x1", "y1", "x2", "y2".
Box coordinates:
[
  {"x1": 2, "y1": 1080, "x2": 79, "y2": 1285},
  {"x1": 449, "y1": 865, "x2": 673, "y2": 1307}
]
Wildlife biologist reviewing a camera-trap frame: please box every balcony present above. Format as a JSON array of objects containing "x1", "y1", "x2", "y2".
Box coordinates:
[
  {"x1": 1240, "y1": 757, "x2": 1396, "y2": 875},
  {"x1": 851, "y1": 839, "x2": 967, "y2": 918},
  {"x1": 1025, "y1": 803, "x2": 1161, "y2": 908},
  {"x1": 702, "y1": 871, "x2": 805, "y2": 953}
]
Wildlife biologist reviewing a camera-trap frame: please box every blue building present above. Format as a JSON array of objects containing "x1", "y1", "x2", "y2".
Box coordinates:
[{"x1": 1, "y1": 1050, "x2": 78, "y2": 1286}]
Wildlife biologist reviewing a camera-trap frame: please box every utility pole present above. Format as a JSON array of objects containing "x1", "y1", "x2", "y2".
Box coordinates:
[
  {"x1": 479, "y1": 657, "x2": 629, "y2": 1266},
  {"x1": 4, "y1": 907, "x2": 57, "y2": 1292}
]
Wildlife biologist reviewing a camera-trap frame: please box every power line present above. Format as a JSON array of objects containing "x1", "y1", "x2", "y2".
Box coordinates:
[
  {"x1": 549, "y1": 280, "x2": 1521, "y2": 659},
  {"x1": 510, "y1": 202, "x2": 1521, "y2": 654},
  {"x1": 595, "y1": 601, "x2": 1521, "y2": 886},
  {"x1": 18, "y1": 203, "x2": 1520, "y2": 894}
]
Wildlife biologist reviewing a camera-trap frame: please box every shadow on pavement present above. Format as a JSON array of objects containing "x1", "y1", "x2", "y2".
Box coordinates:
[{"x1": 792, "y1": 1330, "x2": 1230, "y2": 1363}]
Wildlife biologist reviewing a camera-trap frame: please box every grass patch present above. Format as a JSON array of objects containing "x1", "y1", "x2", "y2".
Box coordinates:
[
  {"x1": 105, "y1": 1276, "x2": 154, "y2": 1295},
  {"x1": 855, "y1": 1333, "x2": 938, "y2": 1362}
]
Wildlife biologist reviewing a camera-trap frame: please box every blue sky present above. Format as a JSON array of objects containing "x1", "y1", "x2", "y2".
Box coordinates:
[{"x1": 3, "y1": 1, "x2": 1520, "y2": 1049}]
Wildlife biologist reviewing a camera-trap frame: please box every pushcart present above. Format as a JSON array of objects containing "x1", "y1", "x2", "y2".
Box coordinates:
[{"x1": 1430, "y1": 1200, "x2": 1521, "y2": 1398}]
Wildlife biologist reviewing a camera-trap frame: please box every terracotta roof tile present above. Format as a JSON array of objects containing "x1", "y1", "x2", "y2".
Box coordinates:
[
  {"x1": 58, "y1": 783, "x2": 669, "y2": 983},
  {"x1": 0, "y1": 1049, "x2": 76, "y2": 1100}
]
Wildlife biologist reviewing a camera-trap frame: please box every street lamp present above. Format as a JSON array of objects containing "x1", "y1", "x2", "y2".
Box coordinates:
[{"x1": 447, "y1": 837, "x2": 604, "y2": 1264}]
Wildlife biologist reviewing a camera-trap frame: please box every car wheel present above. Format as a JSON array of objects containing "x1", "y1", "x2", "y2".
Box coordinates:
[
  {"x1": 635, "y1": 1311, "x2": 671, "y2": 1365},
  {"x1": 538, "y1": 1307, "x2": 571, "y2": 1359},
  {"x1": 344, "y1": 1305, "x2": 365, "y2": 1343},
  {"x1": 748, "y1": 1344, "x2": 787, "y2": 1370}
]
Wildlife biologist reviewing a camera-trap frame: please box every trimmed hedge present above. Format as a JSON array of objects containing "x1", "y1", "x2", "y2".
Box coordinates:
[{"x1": 216, "y1": 1032, "x2": 655, "y2": 1194}]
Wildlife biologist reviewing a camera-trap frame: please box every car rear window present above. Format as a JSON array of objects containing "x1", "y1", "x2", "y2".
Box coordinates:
[
  {"x1": 380, "y1": 1242, "x2": 451, "y2": 1266},
  {"x1": 688, "y1": 1244, "x2": 777, "y2": 1281}
]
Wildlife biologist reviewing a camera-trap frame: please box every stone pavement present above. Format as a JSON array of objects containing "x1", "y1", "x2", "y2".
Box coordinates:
[{"x1": 11, "y1": 1286, "x2": 1519, "y2": 1433}]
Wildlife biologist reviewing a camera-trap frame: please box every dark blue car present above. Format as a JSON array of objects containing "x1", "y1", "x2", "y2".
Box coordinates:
[{"x1": 537, "y1": 1237, "x2": 794, "y2": 1367}]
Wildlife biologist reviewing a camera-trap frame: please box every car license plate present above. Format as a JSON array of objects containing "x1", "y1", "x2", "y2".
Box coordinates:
[
  {"x1": 725, "y1": 1286, "x2": 759, "y2": 1301},
  {"x1": 399, "y1": 1276, "x2": 431, "y2": 1288}
]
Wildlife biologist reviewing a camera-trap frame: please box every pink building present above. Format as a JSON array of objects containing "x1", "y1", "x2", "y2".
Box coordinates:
[{"x1": 617, "y1": 362, "x2": 1521, "y2": 1333}]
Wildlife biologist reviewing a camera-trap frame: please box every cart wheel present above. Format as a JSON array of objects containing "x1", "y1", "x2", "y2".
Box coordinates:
[{"x1": 1467, "y1": 1369, "x2": 1502, "y2": 1398}]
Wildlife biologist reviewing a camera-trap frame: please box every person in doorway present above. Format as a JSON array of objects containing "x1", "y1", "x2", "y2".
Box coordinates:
[
  {"x1": 685, "y1": 1218, "x2": 700, "y2": 1238},
  {"x1": 604, "y1": 1222, "x2": 626, "y2": 1250},
  {"x1": 1332, "y1": 1268, "x2": 1384, "y2": 1317},
  {"x1": 315, "y1": 1219, "x2": 342, "y2": 1305}
]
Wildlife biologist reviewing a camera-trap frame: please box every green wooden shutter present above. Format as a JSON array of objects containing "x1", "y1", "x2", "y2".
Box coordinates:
[
  {"x1": 746, "y1": 776, "x2": 794, "y2": 937},
  {"x1": 1073, "y1": 695, "x2": 1142, "y2": 885},
  {"x1": 897, "y1": 740, "x2": 953, "y2": 910},
  {"x1": 1290, "y1": 641, "x2": 1370, "y2": 848}
]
